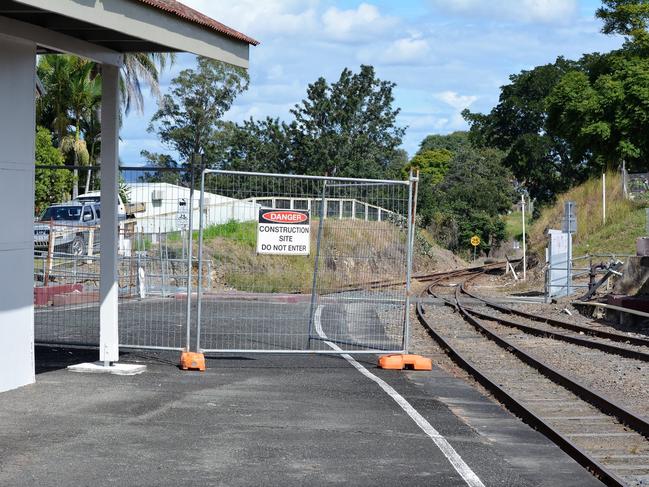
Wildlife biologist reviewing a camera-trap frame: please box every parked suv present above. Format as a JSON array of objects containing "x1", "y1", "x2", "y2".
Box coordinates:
[
  {"x1": 34, "y1": 201, "x2": 100, "y2": 255},
  {"x1": 74, "y1": 191, "x2": 127, "y2": 220}
]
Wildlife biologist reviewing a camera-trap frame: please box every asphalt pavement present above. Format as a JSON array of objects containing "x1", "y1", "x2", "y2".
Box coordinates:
[
  {"x1": 23, "y1": 294, "x2": 606, "y2": 485},
  {"x1": 0, "y1": 346, "x2": 603, "y2": 487}
]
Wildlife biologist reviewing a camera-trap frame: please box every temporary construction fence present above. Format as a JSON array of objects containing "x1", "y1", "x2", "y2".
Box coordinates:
[
  {"x1": 33, "y1": 165, "x2": 416, "y2": 355},
  {"x1": 193, "y1": 169, "x2": 416, "y2": 354},
  {"x1": 34, "y1": 165, "x2": 200, "y2": 350}
]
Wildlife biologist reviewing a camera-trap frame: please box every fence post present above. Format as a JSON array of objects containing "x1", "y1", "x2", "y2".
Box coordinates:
[
  {"x1": 44, "y1": 220, "x2": 54, "y2": 287},
  {"x1": 195, "y1": 167, "x2": 207, "y2": 352},
  {"x1": 403, "y1": 170, "x2": 417, "y2": 353},
  {"x1": 307, "y1": 179, "x2": 328, "y2": 346},
  {"x1": 184, "y1": 159, "x2": 196, "y2": 352}
]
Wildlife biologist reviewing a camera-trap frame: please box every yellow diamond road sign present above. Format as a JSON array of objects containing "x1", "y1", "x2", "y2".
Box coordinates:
[{"x1": 471, "y1": 235, "x2": 480, "y2": 247}]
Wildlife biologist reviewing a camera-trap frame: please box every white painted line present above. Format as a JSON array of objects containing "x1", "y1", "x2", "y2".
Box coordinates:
[{"x1": 314, "y1": 305, "x2": 485, "y2": 487}]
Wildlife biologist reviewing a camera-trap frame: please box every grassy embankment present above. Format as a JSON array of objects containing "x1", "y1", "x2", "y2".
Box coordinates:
[
  {"x1": 503, "y1": 210, "x2": 532, "y2": 242},
  {"x1": 528, "y1": 172, "x2": 647, "y2": 257},
  {"x1": 167, "y1": 218, "x2": 437, "y2": 293}
]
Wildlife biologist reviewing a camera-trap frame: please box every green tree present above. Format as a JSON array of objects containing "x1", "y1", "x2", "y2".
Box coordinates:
[
  {"x1": 418, "y1": 131, "x2": 470, "y2": 154},
  {"x1": 219, "y1": 118, "x2": 293, "y2": 173},
  {"x1": 597, "y1": 0, "x2": 649, "y2": 45},
  {"x1": 37, "y1": 55, "x2": 73, "y2": 144},
  {"x1": 121, "y1": 53, "x2": 175, "y2": 115},
  {"x1": 34, "y1": 127, "x2": 71, "y2": 214},
  {"x1": 148, "y1": 56, "x2": 249, "y2": 177},
  {"x1": 546, "y1": 52, "x2": 649, "y2": 173},
  {"x1": 405, "y1": 149, "x2": 453, "y2": 184},
  {"x1": 463, "y1": 57, "x2": 584, "y2": 205},
  {"x1": 289, "y1": 65, "x2": 405, "y2": 177},
  {"x1": 430, "y1": 148, "x2": 513, "y2": 252}
]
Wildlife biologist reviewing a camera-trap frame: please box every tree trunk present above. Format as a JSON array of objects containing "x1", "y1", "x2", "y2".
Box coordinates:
[
  {"x1": 84, "y1": 168, "x2": 92, "y2": 194},
  {"x1": 73, "y1": 167, "x2": 79, "y2": 199}
]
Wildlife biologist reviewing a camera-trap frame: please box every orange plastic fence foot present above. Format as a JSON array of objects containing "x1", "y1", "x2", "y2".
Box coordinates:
[
  {"x1": 180, "y1": 351, "x2": 206, "y2": 371},
  {"x1": 378, "y1": 354, "x2": 432, "y2": 371}
]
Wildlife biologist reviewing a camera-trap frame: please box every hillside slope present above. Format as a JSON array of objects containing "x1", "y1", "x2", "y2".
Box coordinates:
[
  {"x1": 529, "y1": 172, "x2": 647, "y2": 257},
  {"x1": 180, "y1": 220, "x2": 460, "y2": 293}
]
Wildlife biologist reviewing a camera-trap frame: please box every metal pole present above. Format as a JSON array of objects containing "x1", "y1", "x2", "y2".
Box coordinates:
[
  {"x1": 522, "y1": 194, "x2": 527, "y2": 281},
  {"x1": 566, "y1": 201, "x2": 573, "y2": 296},
  {"x1": 195, "y1": 167, "x2": 207, "y2": 352},
  {"x1": 307, "y1": 179, "x2": 328, "y2": 346},
  {"x1": 403, "y1": 171, "x2": 417, "y2": 353},
  {"x1": 158, "y1": 227, "x2": 166, "y2": 297},
  {"x1": 602, "y1": 173, "x2": 606, "y2": 224},
  {"x1": 184, "y1": 163, "x2": 195, "y2": 352}
]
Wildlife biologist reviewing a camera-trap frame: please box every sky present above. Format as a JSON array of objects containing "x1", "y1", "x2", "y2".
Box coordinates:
[{"x1": 119, "y1": 0, "x2": 625, "y2": 164}]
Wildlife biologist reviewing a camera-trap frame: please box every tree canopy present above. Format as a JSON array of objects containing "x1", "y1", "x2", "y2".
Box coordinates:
[
  {"x1": 217, "y1": 65, "x2": 405, "y2": 179},
  {"x1": 147, "y1": 57, "x2": 249, "y2": 172}
]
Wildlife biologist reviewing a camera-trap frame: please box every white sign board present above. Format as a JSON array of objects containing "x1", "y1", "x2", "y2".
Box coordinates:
[
  {"x1": 257, "y1": 209, "x2": 310, "y2": 255},
  {"x1": 548, "y1": 229, "x2": 570, "y2": 298},
  {"x1": 177, "y1": 198, "x2": 189, "y2": 230}
]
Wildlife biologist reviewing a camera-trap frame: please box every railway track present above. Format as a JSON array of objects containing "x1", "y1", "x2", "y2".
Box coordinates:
[{"x1": 417, "y1": 267, "x2": 649, "y2": 487}]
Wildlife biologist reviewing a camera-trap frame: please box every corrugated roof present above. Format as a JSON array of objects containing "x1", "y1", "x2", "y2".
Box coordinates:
[{"x1": 135, "y1": 0, "x2": 259, "y2": 46}]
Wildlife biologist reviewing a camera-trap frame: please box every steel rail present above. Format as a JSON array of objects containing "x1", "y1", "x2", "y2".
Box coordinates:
[
  {"x1": 461, "y1": 300, "x2": 649, "y2": 363},
  {"x1": 416, "y1": 296, "x2": 626, "y2": 487},
  {"x1": 417, "y1": 270, "x2": 649, "y2": 486},
  {"x1": 462, "y1": 287, "x2": 649, "y2": 348},
  {"x1": 451, "y1": 286, "x2": 649, "y2": 438}
]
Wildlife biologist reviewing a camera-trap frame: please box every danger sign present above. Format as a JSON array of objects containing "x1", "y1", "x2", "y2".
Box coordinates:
[{"x1": 257, "y1": 209, "x2": 310, "y2": 255}]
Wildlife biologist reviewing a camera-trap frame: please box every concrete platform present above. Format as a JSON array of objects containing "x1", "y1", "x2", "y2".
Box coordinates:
[
  {"x1": 67, "y1": 361, "x2": 147, "y2": 375},
  {"x1": 0, "y1": 347, "x2": 603, "y2": 487}
]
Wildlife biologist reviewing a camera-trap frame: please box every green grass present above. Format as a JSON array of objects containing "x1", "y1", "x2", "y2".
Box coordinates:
[
  {"x1": 199, "y1": 220, "x2": 257, "y2": 248},
  {"x1": 503, "y1": 211, "x2": 532, "y2": 241},
  {"x1": 167, "y1": 220, "x2": 257, "y2": 247},
  {"x1": 530, "y1": 172, "x2": 647, "y2": 257}
]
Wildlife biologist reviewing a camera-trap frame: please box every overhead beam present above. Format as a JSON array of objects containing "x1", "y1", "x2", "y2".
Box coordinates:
[
  {"x1": 0, "y1": 14, "x2": 122, "y2": 65},
  {"x1": 12, "y1": 0, "x2": 250, "y2": 68}
]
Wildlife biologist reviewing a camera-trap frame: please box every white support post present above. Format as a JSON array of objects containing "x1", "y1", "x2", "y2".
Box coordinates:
[
  {"x1": 352, "y1": 200, "x2": 356, "y2": 219},
  {"x1": 99, "y1": 64, "x2": 120, "y2": 365},
  {"x1": 522, "y1": 194, "x2": 527, "y2": 281},
  {"x1": 0, "y1": 35, "x2": 37, "y2": 392},
  {"x1": 602, "y1": 173, "x2": 606, "y2": 224}
]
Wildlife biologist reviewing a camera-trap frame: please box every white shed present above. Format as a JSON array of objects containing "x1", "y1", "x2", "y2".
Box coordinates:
[{"x1": 126, "y1": 182, "x2": 259, "y2": 234}]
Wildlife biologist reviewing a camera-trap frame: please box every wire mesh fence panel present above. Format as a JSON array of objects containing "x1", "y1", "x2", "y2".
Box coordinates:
[
  {"x1": 196, "y1": 170, "x2": 413, "y2": 354},
  {"x1": 34, "y1": 165, "x2": 196, "y2": 350},
  {"x1": 117, "y1": 167, "x2": 196, "y2": 350},
  {"x1": 34, "y1": 165, "x2": 102, "y2": 346}
]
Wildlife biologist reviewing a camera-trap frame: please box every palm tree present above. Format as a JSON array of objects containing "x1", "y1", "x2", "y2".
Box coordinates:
[
  {"x1": 57, "y1": 59, "x2": 100, "y2": 197},
  {"x1": 121, "y1": 53, "x2": 175, "y2": 115},
  {"x1": 36, "y1": 55, "x2": 73, "y2": 145},
  {"x1": 37, "y1": 52, "x2": 175, "y2": 197}
]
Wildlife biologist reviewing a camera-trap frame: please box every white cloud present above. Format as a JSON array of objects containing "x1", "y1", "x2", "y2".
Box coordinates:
[
  {"x1": 183, "y1": 0, "x2": 318, "y2": 37},
  {"x1": 429, "y1": 0, "x2": 578, "y2": 24},
  {"x1": 434, "y1": 91, "x2": 478, "y2": 111},
  {"x1": 322, "y1": 3, "x2": 397, "y2": 42},
  {"x1": 383, "y1": 37, "x2": 430, "y2": 64}
]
